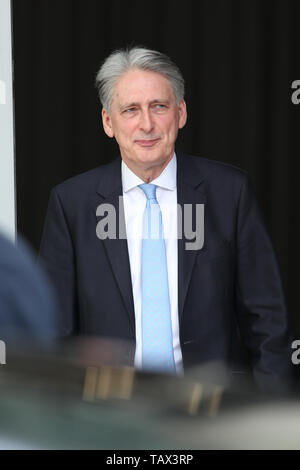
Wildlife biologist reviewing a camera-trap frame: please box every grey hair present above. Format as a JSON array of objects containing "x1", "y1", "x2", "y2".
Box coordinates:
[{"x1": 95, "y1": 46, "x2": 185, "y2": 112}]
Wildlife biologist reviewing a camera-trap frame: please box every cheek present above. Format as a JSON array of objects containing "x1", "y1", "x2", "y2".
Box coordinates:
[
  {"x1": 118, "y1": 122, "x2": 136, "y2": 139},
  {"x1": 164, "y1": 122, "x2": 179, "y2": 140},
  {"x1": 160, "y1": 114, "x2": 179, "y2": 135},
  {"x1": 113, "y1": 125, "x2": 132, "y2": 142}
]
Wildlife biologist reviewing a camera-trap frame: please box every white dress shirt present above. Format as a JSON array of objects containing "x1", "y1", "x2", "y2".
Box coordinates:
[{"x1": 121, "y1": 153, "x2": 183, "y2": 374}]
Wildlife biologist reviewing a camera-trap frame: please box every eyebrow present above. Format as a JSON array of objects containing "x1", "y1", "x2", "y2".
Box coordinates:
[
  {"x1": 119, "y1": 99, "x2": 170, "y2": 111},
  {"x1": 119, "y1": 102, "x2": 139, "y2": 111}
]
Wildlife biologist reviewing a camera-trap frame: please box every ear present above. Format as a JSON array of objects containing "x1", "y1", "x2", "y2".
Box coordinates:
[
  {"x1": 102, "y1": 108, "x2": 114, "y2": 138},
  {"x1": 178, "y1": 99, "x2": 187, "y2": 129}
]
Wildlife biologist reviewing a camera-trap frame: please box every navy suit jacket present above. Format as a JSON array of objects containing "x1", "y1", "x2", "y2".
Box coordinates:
[{"x1": 39, "y1": 152, "x2": 292, "y2": 389}]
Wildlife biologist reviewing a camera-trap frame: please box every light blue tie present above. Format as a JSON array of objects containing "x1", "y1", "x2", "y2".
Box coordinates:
[{"x1": 139, "y1": 183, "x2": 175, "y2": 373}]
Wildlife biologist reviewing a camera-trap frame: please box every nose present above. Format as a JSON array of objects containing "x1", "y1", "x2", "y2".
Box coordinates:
[{"x1": 139, "y1": 109, "x2": 154, "y2": 133}]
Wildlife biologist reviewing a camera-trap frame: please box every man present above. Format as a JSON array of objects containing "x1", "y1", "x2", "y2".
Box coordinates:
[{"x1": 39, "y1": 47, "x2": 291, "y2": 390}]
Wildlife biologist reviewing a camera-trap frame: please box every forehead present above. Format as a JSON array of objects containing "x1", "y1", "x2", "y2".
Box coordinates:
[{"x1": 112, "y1": 69, "x2": 175, "y2": 105}]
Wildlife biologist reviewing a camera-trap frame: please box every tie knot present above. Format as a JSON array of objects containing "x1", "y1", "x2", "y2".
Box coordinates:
[{"x1": 139, "y1": 183, "x2": 157, "y2": 201}]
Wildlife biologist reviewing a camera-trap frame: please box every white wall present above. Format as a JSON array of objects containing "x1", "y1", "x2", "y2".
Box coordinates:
[{"x1": 0, "y1": 0, "x2": 15, "y2": 240}]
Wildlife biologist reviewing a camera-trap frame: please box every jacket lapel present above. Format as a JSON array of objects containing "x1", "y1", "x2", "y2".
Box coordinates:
[
  {"x1": 176, "y1": 152, "x2": 206, "y2": 324},
  {"x1": 94, "y1": 157, "x2": 135, "y2": 335}
]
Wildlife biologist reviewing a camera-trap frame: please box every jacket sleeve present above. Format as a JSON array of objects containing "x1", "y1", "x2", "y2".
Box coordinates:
[
  {"x1": 38, "y1": 188, "x2": 78, "y2": 337},
  {"x1": 235, "y1": 174, "x2": 293, "y2": 393}
]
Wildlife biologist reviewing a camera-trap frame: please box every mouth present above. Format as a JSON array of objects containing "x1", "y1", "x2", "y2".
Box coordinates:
[{"x1": 134, "y1": 138, "x2": 160, "y2": 147}]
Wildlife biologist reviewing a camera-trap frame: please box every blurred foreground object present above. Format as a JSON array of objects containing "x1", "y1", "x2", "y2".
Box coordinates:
[
  {"x1": 0, "y1": 337, "x2": 298, "y2": 449},
  {"x1": 0, "y1": 232, "x2": 59, "y2": 341}
]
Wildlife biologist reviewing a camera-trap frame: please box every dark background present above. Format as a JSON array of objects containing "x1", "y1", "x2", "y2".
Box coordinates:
[{"x1": 11, "y1": 0, "x2": 300, "y2": 339}]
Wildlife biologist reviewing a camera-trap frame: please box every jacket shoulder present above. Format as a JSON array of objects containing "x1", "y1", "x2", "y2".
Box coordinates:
[
  {"x1": 52, "y1": 158, "x2": 120, "y2": 198},
  {"x1": 180, "y1": 153, "x2": 248, "y2": 181}
]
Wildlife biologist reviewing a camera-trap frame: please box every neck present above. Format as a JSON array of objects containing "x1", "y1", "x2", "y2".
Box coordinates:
[{"x1": 123, "y1": 154, "x2": 173, "y2": 183}]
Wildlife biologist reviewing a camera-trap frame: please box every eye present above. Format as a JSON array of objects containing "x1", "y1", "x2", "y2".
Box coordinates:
[{"x1": 153, "y1": 103, "x2": 167, "y2": 111}]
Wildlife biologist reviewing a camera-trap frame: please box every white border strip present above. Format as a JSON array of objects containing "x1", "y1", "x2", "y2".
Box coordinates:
[{"x1": 0, "y1": 0, "x2": 16, "y2": 240}]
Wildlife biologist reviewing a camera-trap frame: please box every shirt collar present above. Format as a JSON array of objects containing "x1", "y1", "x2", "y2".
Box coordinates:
[{"x1": 122, "y1": 153, "x2": 177, "y2": 193}]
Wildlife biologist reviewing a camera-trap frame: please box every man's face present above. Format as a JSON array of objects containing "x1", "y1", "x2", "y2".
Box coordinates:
[{"x1": 102, "y1": 69, "x2": 187, "y2": 174}]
